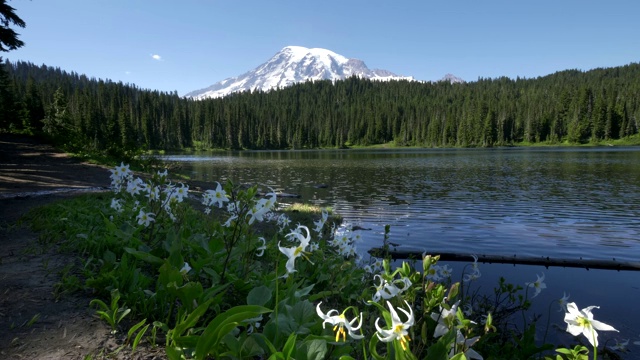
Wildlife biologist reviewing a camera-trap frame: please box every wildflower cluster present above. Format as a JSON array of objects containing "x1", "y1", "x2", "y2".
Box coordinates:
[
  {"x1": 327, "y1": 223, "x2": 361, "y2": 258},
  {"x1": 80, "y1": 163, "x2": 631, "y2": 359},
  {"x1": 109, "y1": 162, "x2": 189, "y2": 227}
]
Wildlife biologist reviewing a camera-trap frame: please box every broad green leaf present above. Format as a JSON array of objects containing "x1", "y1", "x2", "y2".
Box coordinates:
[
  {"x1": 247, "y1": 285, "x2": 272, "y2": 307},
  {"x1": 173, "y1": 298, "x2": 214, "y2": 337},
  {"x1": 165, "y1": 345, "x2": 184, "y2": 360},
  {"x1": 195, "y1": 305, "x2": 271, "y2": 359},
  {"x1": 282, "y1": 333, "x2": 297, "y2": 360},
  {"x1": 124, "y1": 247, "x2": 163, "y2": 265},
  {"x1": 305, "y1": 339, "x2": 327, "y2": 360}
]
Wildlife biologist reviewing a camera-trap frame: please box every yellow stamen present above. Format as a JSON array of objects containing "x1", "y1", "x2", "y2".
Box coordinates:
[
  {"x1": 399, "y1": 335, "x2": 411, "y2": 350},
  {"x1": 333, "y1": 324, "x2": 346, "y2": 342}
]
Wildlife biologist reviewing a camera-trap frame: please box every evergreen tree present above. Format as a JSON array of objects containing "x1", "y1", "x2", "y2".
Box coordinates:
[{"x1": 0, "y1": 0, "x2": 25, "y2": 52}]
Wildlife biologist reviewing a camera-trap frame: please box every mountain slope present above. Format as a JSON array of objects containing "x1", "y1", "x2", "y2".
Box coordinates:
[{"x1": 185, "y1": 46, "x2": 415, "y2": 99}]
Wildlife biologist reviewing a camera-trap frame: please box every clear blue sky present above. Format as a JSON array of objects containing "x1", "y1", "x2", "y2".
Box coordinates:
[{"x1": 6, "y1": 0, "x2": 640, "y2": 96}]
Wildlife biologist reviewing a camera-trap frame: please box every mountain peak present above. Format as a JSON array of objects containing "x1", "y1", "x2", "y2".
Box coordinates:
[
  {"x1": 185, "y1": 46, "x2": 414, "y2": 99},
  {"x1": 440, "y1": 73, "x2": 465, "y2": 84}
]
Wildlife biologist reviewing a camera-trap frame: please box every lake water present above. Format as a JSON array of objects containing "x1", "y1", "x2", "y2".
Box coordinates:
[
  {"x1": 165, "y1": 146, "x2": 640, "y2": 353},
  {"x1": 166, "y1": 146, "x2": 640, "y2": 263}
]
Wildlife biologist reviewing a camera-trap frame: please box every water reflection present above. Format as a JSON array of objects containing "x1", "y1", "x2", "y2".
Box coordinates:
[{"x1": 164, "y1": 147, "x2": 640, "y2": 262}]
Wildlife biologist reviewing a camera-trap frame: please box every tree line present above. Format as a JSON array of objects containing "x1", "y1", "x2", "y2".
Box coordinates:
[{"x1": 1, "y1": 59, "x2": 639, "y2": 155}]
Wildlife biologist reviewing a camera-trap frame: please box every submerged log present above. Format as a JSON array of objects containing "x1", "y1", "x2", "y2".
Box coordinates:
[{"x1": 367, "y1": 248, "x2": 640, "y2": 271}]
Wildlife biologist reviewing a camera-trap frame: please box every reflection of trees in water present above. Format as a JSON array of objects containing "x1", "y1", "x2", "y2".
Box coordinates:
[{"x1": 174, "y1": 148, "x2": 640, "y2": 261}]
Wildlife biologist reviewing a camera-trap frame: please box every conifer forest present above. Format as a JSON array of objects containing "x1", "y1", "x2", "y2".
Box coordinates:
[{"x1": 1, "y1": 59, "x2": 639, "y2": 155}]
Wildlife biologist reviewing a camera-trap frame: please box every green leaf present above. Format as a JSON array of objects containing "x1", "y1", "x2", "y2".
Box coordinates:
[
  {"x1": 294, "y1": 284, "x2": 315, "y2": 298},
  {"x1": 127, "y1": 318, "x2": 147, "y2": 343},
  {"x1": 131, "y1": 324, "x2": 149, "y2": 353},
  {"x1": 282, "y1": 333, "x2": 297, "y2": 360},
  {"x1": 124, "y1": 247, "x2": 163, "y2": 265},
  {"x1": 89, "y1": 298, "x2": 109, "y2": 312},
  {"x1": 305, "y1": 339, "x2": 327, "y2": 360},
  {"x1": 175, "y1": 281, "x2": 204, "y2": 310},
  {"x1": 368, "y1": 334, "x2": 386, "y2": 360},
  {"x1": 194, "y1": 305, "x2": 271, "y2": 359},
  {"x1": 173, "y1": 298, "x2": 214, "y2": 337},
  {"x1": 247, "y1": 285, "x2": 272, "y2": 307},
  {"x1": 165, "y1": 345, "x2": 184, "y2": 360},
  {"x1": 116, "y1": 308, "x2": 131, "y2": 324}
]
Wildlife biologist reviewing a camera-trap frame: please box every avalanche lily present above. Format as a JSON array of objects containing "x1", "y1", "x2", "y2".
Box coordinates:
[
  {"x1": 430, "y1": 300, "x2": 461, "y2": 338},
  {"x1": 451, "y1": 331, "x2": 483, "y2": 360},
  {"x1": 525, "y1": 273, "x2": 546, "y2": 298},
  {"x1": 564, "y1": 302, "x2": 618, "y2": 347},
  {"x1": 256, "y1": 237, "x2": 267, "y2": 257},
  {"x1": 180, "y1": 262, "x2": 192, "y2": 274},
  {"x1": 278, "y1": 225, "x2": 313, "y2": 275},
  {"x1": 204, "y1": 182, "x2": 229, "y2": 208},
  {"x1": 375, "y1": 300, "x2": 415, "y2": 351},
  {"x1": 609, "y1": 339, "x2": 629, "y2": 352},
  {"x1": 558, "y1": 292, "x2": 570, "y2": 312},
  {"x1": 136, "y1": 209, "x2": 155, "y2": 227},
  {"x1": 372, "y1": 274, "x2": 411, "y2": 302},
  {"x1": 316, "y1": 302, "x2": 364, "y2": 342}
]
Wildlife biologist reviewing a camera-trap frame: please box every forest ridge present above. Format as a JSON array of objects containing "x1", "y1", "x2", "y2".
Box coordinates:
[{"x1": 1, "y1": 60, "x2": 639, "y2": 155}]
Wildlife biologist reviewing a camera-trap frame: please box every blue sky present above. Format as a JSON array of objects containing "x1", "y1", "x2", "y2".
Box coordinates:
[{"x1": 6, "y1": 0, "x2": 640, "y2": 96}]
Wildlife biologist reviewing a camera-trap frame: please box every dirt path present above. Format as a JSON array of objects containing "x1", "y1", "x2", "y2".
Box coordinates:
[{"x1": 0, "y1": 134, "x2": 160, "y2": 359}]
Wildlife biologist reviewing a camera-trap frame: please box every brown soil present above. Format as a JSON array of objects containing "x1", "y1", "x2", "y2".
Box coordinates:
[{"x1": 0, "y1": 134, "x2": 164, "y2": 359}]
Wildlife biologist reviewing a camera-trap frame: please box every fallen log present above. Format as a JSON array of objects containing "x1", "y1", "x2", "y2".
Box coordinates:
[{"x1": 367, "y1": 248, "x2": 640, "y2": 271}]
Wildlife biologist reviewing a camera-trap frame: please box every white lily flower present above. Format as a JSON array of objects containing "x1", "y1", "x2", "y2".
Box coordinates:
[
  {"x1": 558, "y1": 292, "x2": 570, "y2": 312},
  {"x1": 277, "y1": 213, "x2": 291, "y2": 231},
  {"x1": 316, "y1": 302, "x2": 364, "y2": 342},
  {"x1": 136, "y1": 209, "x2": 155, "y2": 227},
  {"x1": 203, "y1": 182, "x2": 229, "y2": 208},
  {"x1": 222, "y1": 214, "x2": 238, "y2": 227},
  {"x1": 256, "y1": 237, "x2": 267, "y2": 257},
  {"x1": 308, "y1": 242, "x2": 320, "y2": 252},
  {"x1": 525, "y1": 273, "x2": 546, "y2": 298},
  {"x1": 439, "y1": 264, "x2": 453, "y2": 278},
  {"x1": 426, "y1": 265, "x2": 443, "y2": 282},
  {"x1": 147, "y1": 186, "x2": 160, "y2": 202},
  {"x1": 110, "y1": 198, "x2": 123, "y2": 213},
  {"x1": 564, "y1": 302, "x2": 618, "y2": 347},
  {"x1": 375, "y1": 300, "x2": 414, "y2": 351},
  {"x1": 450, "y1": 330, "x2": 483, "y2": 360},
  {"x1": 174, "y1": 183, "x2": 189, "y2": 201},
  {"x1": 464, "y1": 270, "x2": 481, "y2": 282},
  {"x1": 463, "y1": 303, "x2": 474, "y2": 317},
  {"x1": 464, "y1": 254, "x2": 482, "y2": 282},
  {"x1": 372, "y1": 275, "x2": 400, "y2": 302},
  {"x1": 260, "y1": 189, "x2": 277, "y2": 210},
  {"x1": 278, "y1": 225, "x2": 312, "y2": 275},
  {"x1": 609, "y1": 339, "x2": 629, "y2": 352},
  {"x1": 180, "y1": 262, "x2": 191, "y2": 274},
  {"x1": 430, "y1": 300, "x2": 460, "y2": 338}
]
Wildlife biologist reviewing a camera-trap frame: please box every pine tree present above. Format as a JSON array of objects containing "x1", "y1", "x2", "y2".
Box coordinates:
[{"x1": 0, "y1": 0, "x2": 25, "y2": 52}]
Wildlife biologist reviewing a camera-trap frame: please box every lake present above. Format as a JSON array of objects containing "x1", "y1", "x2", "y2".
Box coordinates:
[
  {"x1": 166, "y1": 146, "x2": 640, "y2": 263},
  {"x1": 165, "y1": 146, "x2": 640, "y2": 353}
]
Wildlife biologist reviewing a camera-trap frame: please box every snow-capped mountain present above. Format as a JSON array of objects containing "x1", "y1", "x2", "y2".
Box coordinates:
[
  {"x1": 439, "y1": 73, "x2": 465, "y2": 84},
  {"x1": 185, "y1": 46, "x2": 415, "y2": 99}
]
